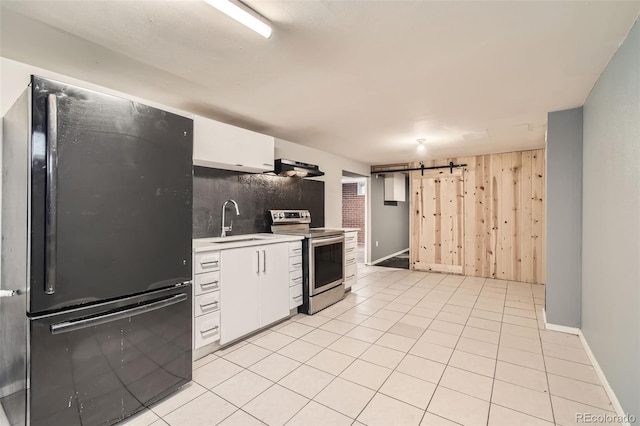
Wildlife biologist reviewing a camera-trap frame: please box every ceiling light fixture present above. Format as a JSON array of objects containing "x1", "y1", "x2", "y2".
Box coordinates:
[
  {"x1": 204, "y1": 0, "x2": 272, "y2": 39},
  {"x1": 417, "y1": 138, "x2": 426, "y2": 152}
]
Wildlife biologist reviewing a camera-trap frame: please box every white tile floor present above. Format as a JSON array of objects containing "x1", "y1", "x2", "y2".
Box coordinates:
[{"x1": 120, "y1": 265, "x2": 619, "y2": 426}]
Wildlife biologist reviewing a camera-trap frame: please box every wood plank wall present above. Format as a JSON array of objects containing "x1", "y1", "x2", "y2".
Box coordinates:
[
  {"x1": 411, "y1": 169, "x2": 465, "y2": 274},
  {"x1": 408, "y1": 149, "x2": 545, "y2": 284}
]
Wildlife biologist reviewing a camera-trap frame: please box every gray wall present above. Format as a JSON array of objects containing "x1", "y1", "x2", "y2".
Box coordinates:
[
  {"x1": 545, "y1": 108, "x2": 583, "y2": 328},
  {"x1": 370, "y1": 173, "x2": 410, "y2": 262},
  {"x1": 582, "y1": 19, "x2": 639, "y2": 418}
]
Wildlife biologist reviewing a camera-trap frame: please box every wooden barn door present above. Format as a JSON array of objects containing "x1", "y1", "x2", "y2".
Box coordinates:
[{"x1": 410, "y1": 169, "x2": 464, "y2": 274}]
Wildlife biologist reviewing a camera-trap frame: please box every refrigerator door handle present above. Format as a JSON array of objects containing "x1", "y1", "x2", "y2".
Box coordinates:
[
  {"x1": 50, "y1": 293, "x2": 188, "y2": 335},
  {"x1": 45, "y1": 94, "x2": 58, "y2": 295}
]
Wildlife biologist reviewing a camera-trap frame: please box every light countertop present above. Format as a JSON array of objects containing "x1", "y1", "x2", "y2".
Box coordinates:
[
  {"x1": 193, "y1": 233, "x2": 304, "y2": 252},
  {"x1": 313, "y1": 227, "x2": 360, "y2": 232}
]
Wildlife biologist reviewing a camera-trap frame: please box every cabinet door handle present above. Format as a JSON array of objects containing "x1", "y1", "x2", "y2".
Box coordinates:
[
  {"x1": 200, "y1": 300, "x2": 219, "y2": 309},
  {"x1": 200, "y1": 324, "x2": 219, "y2": 334},
  {"x1": 292, "y1": 295, "x2": 303, "y2": 301},
  {"x1": 292, "y1": 248, "x2": 302, "y2": 254},
  {"x1": 262, "y1": 250, "x2": 267, "y2": 273},
  {"x1": 292, "y1": 276, "x2": 302, "y2": 284},
  {"x1": 201, "y1": 260, "x2": 219, "y2": 267},
  {"x1": 256, "y1": 250, "x2": 260, "y2": 274},
  {"x1": 347, "y1": 274, "x2": 355, "y2": 279},
  {"x1": 292, "y1": 262, "x2": 302, "y2": 267},
  {"x1": 200, "y1": 280, "x2": 219, "y2": 289}
]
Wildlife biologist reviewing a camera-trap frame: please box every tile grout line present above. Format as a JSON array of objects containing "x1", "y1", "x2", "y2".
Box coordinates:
[
  {"x1": 415, "y1": 274, "x2": 482, "y2": 425},
  {"x1": 353, "y1": 270, "x2": 453, "y2": 425},
  {"x1": 199, "y1": 275, "x2": 536, "y2": 424},
  {"x1": 336, "y1": 270, "x2": 447, "y2": 422},
  {"x1": 269, "y1": 268, "x2": 426, "y2": 424},
  {"x1": 178, "y1": 270, "x2": 579, "y2": 426},
  {"x1": 536, "y1": 279, "x2": 558, "y2": 426},
  {"x1": 181, "y1": 267, "x2": 414, "y2": 425},
  {"x1": 485, "y1": 277, "x2": 508, "y2": 426}
]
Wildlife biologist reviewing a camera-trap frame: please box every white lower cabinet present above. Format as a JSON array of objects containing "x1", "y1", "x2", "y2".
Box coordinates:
[
  {"x1": 195, "y1": 292, "x2": 220, "y2": 317},
  {"x1": 257, "y1": 243, "x2": 291, "y2": 327},
  {"x1": 289, "y1": 284, "x2": 303, "y2": 308},
  {"x1": 194, "y1": 312, "x2": 220, "y2": 348},
  {"x1": 194, "y1": 271, "x2": 220, "y2": 295},
  {"x1": 344, "y1": 231, "x2": 358, "y2": 290},
  {"x1": 220, "y1": 243, "x2": 290, "y2": 344},
  {"x1": 288, "y1": 242, "x2": 303, "y2": 309},
  {"x1": 193, "y1": 250, "x2": 221, "y2": 349}
]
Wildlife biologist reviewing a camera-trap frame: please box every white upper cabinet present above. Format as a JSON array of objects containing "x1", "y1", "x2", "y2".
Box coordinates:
[
  {"x1": 193, "y1": 115, "x2": 274, "y2": 173},
  {"x1": 384, "y1": 173, "x2": 406, "y2": 202}
]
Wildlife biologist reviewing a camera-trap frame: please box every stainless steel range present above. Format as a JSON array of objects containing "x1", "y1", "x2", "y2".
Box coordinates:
[{"x1": 270, "y1": 210, "x2": 345, "y2": 314}]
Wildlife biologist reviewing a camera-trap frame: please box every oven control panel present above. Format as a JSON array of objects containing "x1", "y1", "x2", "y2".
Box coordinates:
[{"x1": 270, "y1": 209, "x2": 312, "y2": 224}]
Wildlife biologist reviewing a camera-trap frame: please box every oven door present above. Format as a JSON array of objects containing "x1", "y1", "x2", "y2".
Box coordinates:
[{"x1": 309, "y1": 235, "x2": 345, "y2": 296}]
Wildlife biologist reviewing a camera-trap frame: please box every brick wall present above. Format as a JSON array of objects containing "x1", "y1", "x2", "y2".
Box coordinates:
[{"x1": 342, "y1": 183, "x2": 365, "y2": 243}]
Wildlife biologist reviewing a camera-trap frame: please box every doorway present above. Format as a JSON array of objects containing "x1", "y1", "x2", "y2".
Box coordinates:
[{"x1": 341, "y1": 173, "x2": 367, "y2": 264}]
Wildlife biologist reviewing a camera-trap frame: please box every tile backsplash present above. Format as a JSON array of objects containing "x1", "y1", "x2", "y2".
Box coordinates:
[{"x1": 193, "y1": 167, "x2": 325, "y2": 238}]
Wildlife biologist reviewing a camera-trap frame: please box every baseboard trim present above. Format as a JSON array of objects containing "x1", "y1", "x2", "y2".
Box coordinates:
[
  {"x1": 542, "y1": 308, "x2": 580, "y2": 335},
  {"x1": 578, "y1": 331, "x2": 631, "y2": 425},
  {"x1": 370, "y1": 248, "x2": 409, "y2": 266},
  {"x1": 542, "y1": 309, "x2": 630, "y2": 425}
]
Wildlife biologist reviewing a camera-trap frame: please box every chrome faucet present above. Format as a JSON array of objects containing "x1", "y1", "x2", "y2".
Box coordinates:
[{"x1": 221, "y1": 199, "x2": 240, "y2": 237}]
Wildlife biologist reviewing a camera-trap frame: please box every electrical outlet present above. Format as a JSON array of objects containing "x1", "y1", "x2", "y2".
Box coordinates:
[{"x1": 375, "y1": 241, "x2": 379, "y2": 247}]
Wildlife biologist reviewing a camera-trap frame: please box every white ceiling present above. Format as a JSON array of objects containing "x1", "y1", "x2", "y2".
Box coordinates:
[{"x1": 1, "y1": 1, "x2": 639, "y2": 165}]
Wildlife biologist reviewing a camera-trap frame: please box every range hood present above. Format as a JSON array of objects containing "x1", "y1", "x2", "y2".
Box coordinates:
[{"x1": 274, "y1": 159, "x2": 324, "y2": 177}]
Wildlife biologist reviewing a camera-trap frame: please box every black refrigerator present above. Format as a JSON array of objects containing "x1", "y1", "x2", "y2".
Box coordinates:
[{"x1": 0, "y1": 76, "x2": 194, "y2": 426}]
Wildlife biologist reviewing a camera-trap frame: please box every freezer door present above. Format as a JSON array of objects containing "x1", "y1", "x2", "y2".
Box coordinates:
[
  {"x1": 29, "y1": 76, "x2": 193, "y2": 313},
  {"x1": 28, "y1": 285, "x2": 192, "y2": 426}
]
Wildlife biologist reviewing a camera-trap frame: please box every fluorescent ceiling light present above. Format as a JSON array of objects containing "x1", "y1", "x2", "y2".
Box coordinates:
[{"x1": 204, "y1": 0, "x2": 272, "y2": 39}]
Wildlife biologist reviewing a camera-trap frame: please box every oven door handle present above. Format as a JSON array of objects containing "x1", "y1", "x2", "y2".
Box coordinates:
[{"x1": 310, "y1": 235, "x2": 345, "y2": 248}]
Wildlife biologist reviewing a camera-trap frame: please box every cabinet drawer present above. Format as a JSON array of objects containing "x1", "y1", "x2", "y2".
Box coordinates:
[
  {"x1": 290, "y1": 270, "x2": 303, "y2": 287},
  {"x1": 345, "y1": 232, "x2": 357, "y2": 244},
  {"x1": 194, "y1": 271, "x2": 220, "y2": 295},
  {"x1": 195, "y1": 251, "x2": 220, "y2": 274},
  {"x1": 345, "y1": 263, "x2": 357, "y2": 282},
  {"x1": 345, "y1": 244, "x2": 357, "y2": 258},
  {"x1": 289, "y1": 242, "x2": 302, "y2": 257},
  {"x1": 344, "y1": 275, "x2": 355, "y2": 290},
  {"x1": 289, "y1": 284, "x2": 303, "y2": 308},
  {"x1": 345, "y1": 256, "x2": 358, "y2": 268},
  {"x1": 195, "y1": 292, "x2": 220, "y2": 317},
  {"x1": 194, "y1": 311, "x2": 220, "y2": 348},
  {"x1": 289, "y1": 255, "x2": 303, "y2": 272}
]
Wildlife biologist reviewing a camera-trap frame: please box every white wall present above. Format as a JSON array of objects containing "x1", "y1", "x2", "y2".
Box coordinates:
[
  {"x1": 274, "y1": 139, "x2": 370, "y2": 228},
  {"x1": 0, "y1": 56, "x2": 372, "y2": 290},
  {"x1": 1, "y1": 57, "x2": 191, "y2": 117},
  {"x1": 1, "y1": 56, "x2": 370, "y2": 234}
]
